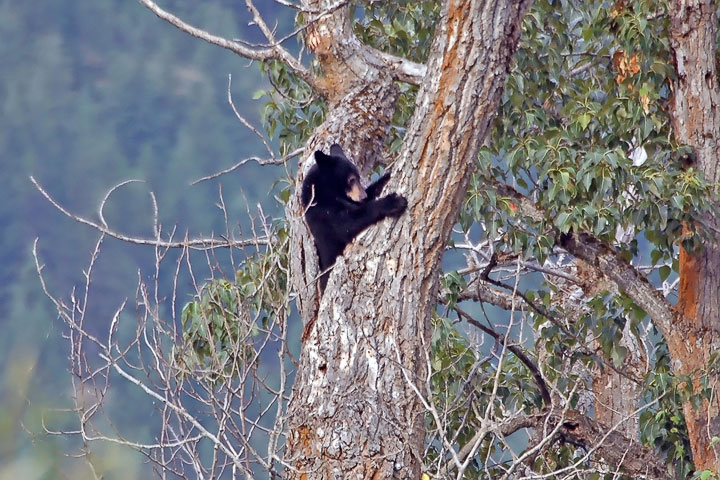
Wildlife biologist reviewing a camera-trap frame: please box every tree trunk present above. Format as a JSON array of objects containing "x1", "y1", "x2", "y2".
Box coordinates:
[
  {"x1": 285, "y1": 1, "x2": 531, "y2": 477},
  {"x1": 592, "y1": 322, "x2": 645, "y2": 438},
  {"x1": 668, "y1": 0, "x2": 720, "y2": 471}
]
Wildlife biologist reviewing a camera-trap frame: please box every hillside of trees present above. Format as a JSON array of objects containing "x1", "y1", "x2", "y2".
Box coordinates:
[{"x1": 0, "y1": 1, "x2": 284, "y2": 477}]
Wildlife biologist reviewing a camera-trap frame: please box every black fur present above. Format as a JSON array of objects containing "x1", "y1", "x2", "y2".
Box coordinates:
[{"x1": 301, "y1": 144, "x2": 407, "y2": 291}]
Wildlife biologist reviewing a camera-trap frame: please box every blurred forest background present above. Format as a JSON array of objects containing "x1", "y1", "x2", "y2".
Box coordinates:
[{"x1": 0, "y1": 1, "x2": 290, "y2": 477}]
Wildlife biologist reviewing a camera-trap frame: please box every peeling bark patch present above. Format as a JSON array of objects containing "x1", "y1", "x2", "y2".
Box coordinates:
[
  {"x1": 433, "y1": 2, "x2": 469, "y2": 120},
  {"x1": 683, "y1": 405, "x2": 715, "y2": 468},
  {"x1": 295, "y1": 425, "x2": 315, "y2": 458}
]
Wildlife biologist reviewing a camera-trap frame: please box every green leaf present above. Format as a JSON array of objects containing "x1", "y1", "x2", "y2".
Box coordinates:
[
  {"x1": 641, "y1": 117, "x2": 654, "y2": 140},
  {"x1": 554, "y1": 211, "x2": 571, "y2": 233},
  {"x1": 659, "y1": 265, "x2": 671, "y2": 282},
  {"x1": 650, "y1": 249, "x2": 662, "y2": 266},
  {"x1": 671, "y1": 193, "x2": 685, "y2": 211},
  {"x1": 578, "y1": 113, "x2": 592, "y2": 130},
  {"x1": 593, "y1": 216, "x2": 607, "y2": 236},
  {"x1": 559, "y1": 170, "x2": 570, "y2": 188}
]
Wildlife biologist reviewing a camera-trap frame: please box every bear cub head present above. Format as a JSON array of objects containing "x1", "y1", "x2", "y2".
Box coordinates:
[{"x1": 301, "y1": 144, "x2": 366, "y2": 207}]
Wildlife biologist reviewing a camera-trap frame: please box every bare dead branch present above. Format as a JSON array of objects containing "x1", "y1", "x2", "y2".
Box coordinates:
[
  {"x1": 455, "y1": 306, "x2": 552, "y2": 406},
  {"x1": 31, "y1": 176, "x2": 268, "y2": 249},
  {"x1": 228, "y1": 74, "x2": 275, "y2": 158},
  {"x1": 34, "y1": 183, "x2": 292, "y2": 477},
  {"x1": 191, "y1": 155, "x2": 297, "y2": 186}
]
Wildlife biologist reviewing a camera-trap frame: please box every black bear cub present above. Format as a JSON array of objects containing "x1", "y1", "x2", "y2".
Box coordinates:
[{"x1": 301, "y1": 144, "x2": 407, "y2": 291}]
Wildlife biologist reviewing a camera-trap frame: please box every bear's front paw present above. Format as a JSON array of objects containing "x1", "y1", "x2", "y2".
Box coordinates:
[{"x1": 382, "y1": 193, "x2": 408, "y2": 217}]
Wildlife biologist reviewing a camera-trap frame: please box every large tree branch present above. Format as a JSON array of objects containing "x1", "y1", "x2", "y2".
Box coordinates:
[
  {"x1": 557, "y1": 232, "x2": 675, "y2": 337},
  {"x1": 544, "y1": 410, "x2": 671, "y2": 480},
  {"x1": 371, "y1": 48, "x2": 427, "y2": 85},
  {"x1": 494, "y1": 181, "x2": 676, "y2": 338}
]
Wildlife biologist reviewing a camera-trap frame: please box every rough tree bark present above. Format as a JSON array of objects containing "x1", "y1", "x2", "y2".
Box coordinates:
[
  {"x1": 285, "y1": 1, "x2": 532, "y2": 478},
  {"x1": 592, "y1": 324, "x2": 646, "y2": 438},
  {"x1": 668, "y1": 0, "x2": 720, "y2": 470}
]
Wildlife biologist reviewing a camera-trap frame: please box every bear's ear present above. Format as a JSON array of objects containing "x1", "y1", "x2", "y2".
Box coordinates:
[
  {"x1": 329, "y1": 143, "x2": 347, "y2": 159},
  {"x1": 314, "y1": 150, "x2": 335, "y2": 168}
]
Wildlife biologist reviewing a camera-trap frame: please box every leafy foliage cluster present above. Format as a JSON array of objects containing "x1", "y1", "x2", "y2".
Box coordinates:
[
  {"x1": 179, "y1": 223, "x2": 289, "y2": 380},
  {"x1": 258, "y1": 60, "x2": 325, "y2": 154},
  {"x1": 352, "y1": 0, "x2": 439, "y2": 63},
  {"x1": 179, "y1": 279, "x2": 257, "y2": 380},
  {"x1": 473, "y1": 0, "x2": 713, "y2": 260}
]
